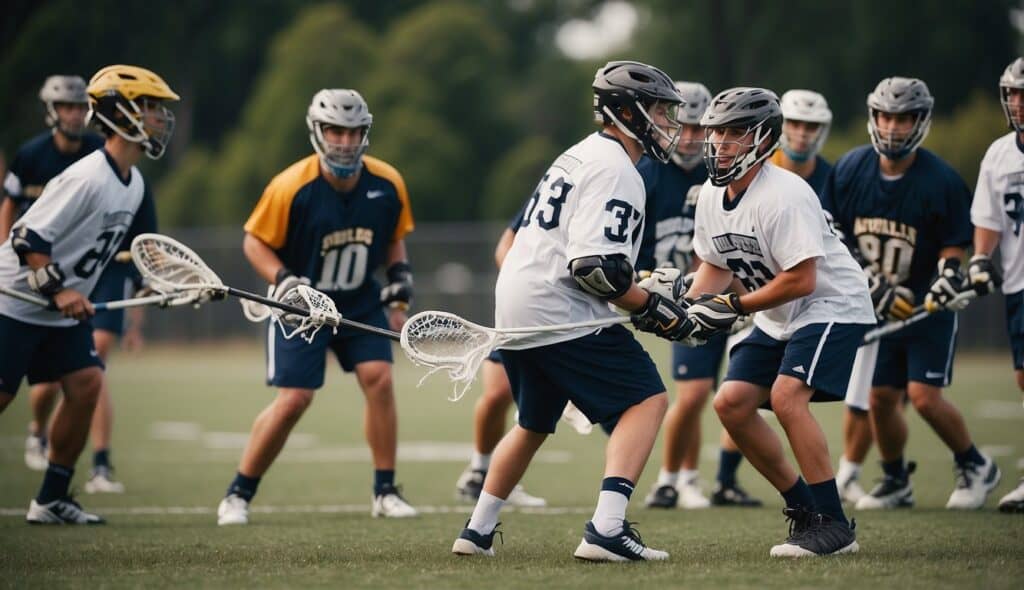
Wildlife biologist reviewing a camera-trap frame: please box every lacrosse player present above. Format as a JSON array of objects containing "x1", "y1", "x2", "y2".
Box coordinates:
[
  {"x1": 769, "y1": 89, "x2": 833, "y2": 194},
  {"x1": 678, "y1": 87, "x2": 874, "y2": 557},
  {"x1": 453, "y1": 206, "x2": 547, "y2": 508},
  {"x1": 2, "y1": 76, "x2": 103, "y2": 472},
  {"x1": 971, "y1": 57, "x2": 1024, "y2": 513},
  {"x1": 822, "y1": 77, "x2": 1000, "y2": 511},
  {"x1": 452, "y1": 60, "x2": 691, "y2": 562},
  {"x1": 217, "y1": 89, "x2": 418, "y2": 525},
  {"x1": 4, "y1": 76, "x2": 146, "y2": 493},
  {"x1": 637, "y1": 81, "x2": 762, "y2": 510},
  {"x1": 0, "y1": 64, "x2": 172, "y2": 524}
]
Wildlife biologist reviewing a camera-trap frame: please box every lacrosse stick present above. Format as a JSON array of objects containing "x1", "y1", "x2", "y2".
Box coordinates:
[
  {"x1": 862, "y1": 289, "x2": 978, "y2": 344},
  {"x1": 130, "y1": 233, "x2": 398, "y2": 343},
  {"x1": 0, "y1": 283, "x2": 202, "y2": 311},
  {"x1": 400, "y1": 311, "x2": 630, "y2": 401}
]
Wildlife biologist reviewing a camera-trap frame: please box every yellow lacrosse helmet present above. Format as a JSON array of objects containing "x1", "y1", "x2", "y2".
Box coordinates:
[{"x1": 86, "y1": 65, "x2": 179, "y2": 159}]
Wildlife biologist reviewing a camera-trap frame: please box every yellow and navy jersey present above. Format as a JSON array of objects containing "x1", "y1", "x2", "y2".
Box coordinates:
[
  {"x1": 768, "y1": 151, "x2": 832, "y2": 197},
  {"x1": 245, "y1": 154, "x2": 414, "y2": 318}
]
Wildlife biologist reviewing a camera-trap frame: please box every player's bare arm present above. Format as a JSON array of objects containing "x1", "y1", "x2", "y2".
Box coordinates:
[
  {"x1": 493, "y1": 228, "x2": 515, "y2": 268},
  {"x1": 0, "y1": 198, "x2": 16, "y2": 239},
  {"x1": 242, "y1": 232, "x2": 287, "y2": 285},
  {"x1": 22, "y1": 250, "x2": 93, "y2": 320}
]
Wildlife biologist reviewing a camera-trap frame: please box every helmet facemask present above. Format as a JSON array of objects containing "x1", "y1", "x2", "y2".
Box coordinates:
[
  {"x1": 1001, "y1": 85, "x2": 1024, "y2": 133},
  {"x1": 89, "y1": 95, "x2": 176, "y2": 160},
  {"x1": 867, "y1": 108, "x2": 930, "y2": 161},
  {"x1": 670, "y1": 123, "x2": 705, "y2": 170},
  {"x1": 308, "y1": 120, "x2": 370, "y2": 178},
  {"x1": 780, "y1": 120, "x2": 828, "y2": 163},
  {"x1": 703, "y1": 120, "x2": 779, "y2": 187},
  {"x1": 47, "y1": 102, "x2": 89, "y2": 140},
  {"x1": 601, "y1": 96, "x2": 682, "y2": 163}
]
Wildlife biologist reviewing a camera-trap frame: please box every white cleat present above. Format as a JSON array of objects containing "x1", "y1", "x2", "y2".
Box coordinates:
[
  {"x1": 84, "y1": 467, "x2": 126, "y2": 494},
  {"x1": 561, "y1": 401, "x2": 593, "y2": 435},
  {"x1": 946, "y1": 455, "x2": 1001, "y2": 510},
  {"x1": 573, "y1": 521, "x2": 668, "y2": 562},
  {"x1": 506, "y1": 484, "x2": 547, "y2": 508},
  {"x1": 24, "y1": 434, "x2": 48, "y2": 471},
  {"x1": 217, "y1": 494, "x2": 250, "y2": 526},
  {"x1": 372, "y1": 485, "x2": 418, "y2": 518},
  {"x1": 837, "y1": 475, "x2": 866, "y2": 504},
  {"x1": 26, "y1": 497, "x2": 105, "y2": 525},
  {"x1": 998, "y1": 477, "x2": 1024, "y2": 513},
  {"x1": 676, "y1": 480, "x2": 711, "y2": 509}
]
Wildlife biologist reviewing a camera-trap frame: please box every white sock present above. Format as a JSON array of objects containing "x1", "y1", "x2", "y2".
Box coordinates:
[
  {"x1": 837, "y1": 457, "x2": 861, "y2": 482},
  {"x1": 656, "y1": 469, "x2": 679, "y2": 487},
  {"x1": 467, "y1": 491, "x2": 504, "y2": 535},
  {"x1": 470, "y1": 452, "x2": 491, "y2": 472},
  {"x1": 591, "y1": 490, "x2": 629, "y2": 537},
  {"x1": 679, "y1": 469, "x2": 699, "y2": 486}
]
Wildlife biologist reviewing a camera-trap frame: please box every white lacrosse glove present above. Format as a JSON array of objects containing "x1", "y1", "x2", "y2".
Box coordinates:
[
  {"x1": 966, "y1": 253, "x2": 1002, "y2": 296},
  {"x1": 925, "y1": 258, "x2": 970, "y2": 311},
  {"x1": 637, "y1": 267, "x2": 687, "y2": 303}
]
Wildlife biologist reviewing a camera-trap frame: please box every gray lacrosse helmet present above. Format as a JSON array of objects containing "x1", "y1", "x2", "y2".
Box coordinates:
[
  {"x1": 699, "y1": 87, "x2": 782, "y2": 186},
  {"x1": 779, "y1": 89, "x2": 832, "y2": 162},
  {"x1": 39, "y1": 75, "x2": 88, "y2": 138},
  {"x1": 306, "y1": 89, "x2": 373, "y2": 178},
  {"x1": 671, "y1": 81, "x2": 712, "y2": 170},
  {"x1": 999, "y1": 58, "x2": 1024, "y2": 132},
  {"x1": 592, "y1": 61, "x2": 686, "y2": 163},
  {"x1": 866, "y1": 77, "x2": 933, "y2": 160}
]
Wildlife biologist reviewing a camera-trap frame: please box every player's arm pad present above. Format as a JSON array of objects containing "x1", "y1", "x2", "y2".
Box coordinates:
[
  {"x1": 569, "y1": 254, "x2": 634, "y2": 300},
  {"x1": 11, "y1": 227, "x2": 52, "y2": 265}
]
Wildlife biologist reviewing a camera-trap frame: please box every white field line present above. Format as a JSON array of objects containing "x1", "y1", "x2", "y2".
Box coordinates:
[{"x1": 0, "y1": 504, "x2": 591, "y2": 517}]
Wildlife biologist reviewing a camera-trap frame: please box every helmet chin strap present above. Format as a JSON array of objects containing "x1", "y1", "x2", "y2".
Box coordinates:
[
  {"x1": 322, "y1": 155, "x2": 361, "y2": 178},
  {"x1": 781, "y1": 145, "x2": 812, "y2": 163}
]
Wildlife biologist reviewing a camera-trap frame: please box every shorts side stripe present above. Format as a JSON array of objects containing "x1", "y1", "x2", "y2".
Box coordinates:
[
  {"x1": 266, "y1": 322, "x2": 275, "y2": 382},
  {"x1": 942, "y1": 313, "x2": 958, "y2": 387},
  {"x1": 806, "y1": 321, "x2": 834, "y2": 384}
]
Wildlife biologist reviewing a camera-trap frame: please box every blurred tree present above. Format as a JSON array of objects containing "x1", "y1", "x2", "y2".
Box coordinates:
[{"x1": 483, "y1": 134, "x2": 561, "y2": 221}]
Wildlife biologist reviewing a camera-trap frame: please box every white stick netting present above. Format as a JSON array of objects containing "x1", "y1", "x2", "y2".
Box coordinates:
[
  {"x1": 400, "y1": 311, "x2": 500, "y2": 401},
  {"x1": 272, "y1": 285, "x2": 341, "y2": 343},
  {"x1": 131, "y1": 233, "x2": 224, "y2": 294}
]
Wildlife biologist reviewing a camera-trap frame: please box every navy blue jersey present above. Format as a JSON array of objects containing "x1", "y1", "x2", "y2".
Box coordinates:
[
  {"x1": 636, "y1": 156, "x2": 708, "y2": 272},
  {"x1": 245, "y1": 154, "x2": 414, "y2": 319},
  {"x1": 3, "y1": 131, "x2": 104, "y2": 217},
  {"x1": 805, "y1": 155, "x2": 832, "y2": 196},
  {"x1": 821, "y1": 146, "x2": 972, "y2": 299}
]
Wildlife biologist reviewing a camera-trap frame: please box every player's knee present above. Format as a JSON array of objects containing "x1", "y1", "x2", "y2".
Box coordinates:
[
  {"x1": 869, "y1": 388, "x2": 899, "y2": 413},
  {"x1": 768, "y1": 391, "x2": 802, "y2": 420},
  {"x1": 907, "y1": 390, "x2": 939, "y2": 415},
  {"x1": 63, "y1": 369, "x2": 103, "y2": 405},
  {"x1": 479, "y1": 386, "x2": 513, "y2": 411},
  {"x1": 713, "y1": 389, "x2": 747, "y2": 424},
  {"x1": 277, "y1": 389, "x2": 314, "y2": 418},
  {"x1": 358, "y1": 363, "x2": 394, "y2": 397},
  {"x1": 675, "y1": 382, "x2": 711, "y2": 412}
]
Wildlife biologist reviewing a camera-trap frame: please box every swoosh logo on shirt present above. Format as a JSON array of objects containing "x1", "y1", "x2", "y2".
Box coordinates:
[{"x1": 367, "y1": 190, "x2": 387, "y2": 199}]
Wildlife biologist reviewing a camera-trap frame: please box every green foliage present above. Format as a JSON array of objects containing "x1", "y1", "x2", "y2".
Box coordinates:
[{"x1": 483, "y1": 135, "x2": 561, "y2": 221}]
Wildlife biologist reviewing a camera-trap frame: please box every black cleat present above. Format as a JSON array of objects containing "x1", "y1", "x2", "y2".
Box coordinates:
[
  {"x1": 711, "y1": 482, "x2": 763, "y2": 507},
  {"x1": 644, "y1": 484, "x2": 679, "y2": 509},
  {"x1": 770, "y1": 508, "x2": 858, "y2": 557}
]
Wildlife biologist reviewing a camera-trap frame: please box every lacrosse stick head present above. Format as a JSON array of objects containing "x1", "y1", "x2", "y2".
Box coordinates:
[
  {"x1": 400, "y1": 311, "x2": 501, "y2": 401},
  {"x1": 131, "y1": 234, "x2": 224, "y2": 297},
  {"x1": 272, "y1": 284, "x2": 341, "y2": 343}
]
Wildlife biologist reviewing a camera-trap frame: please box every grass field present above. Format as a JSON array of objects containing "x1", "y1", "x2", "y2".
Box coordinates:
[{"x1": 1, "y1": 339, "x2": 1022, "y2": 589}]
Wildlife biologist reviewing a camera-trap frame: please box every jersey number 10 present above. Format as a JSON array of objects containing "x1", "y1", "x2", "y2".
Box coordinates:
[{"x1": 316, "y1": 244, "x2": 369, "y2": 291}]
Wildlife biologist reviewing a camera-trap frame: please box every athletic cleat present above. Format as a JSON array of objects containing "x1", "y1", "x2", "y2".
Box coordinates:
[
  {"x1": 455, "y1": 467, "x2": 485, "y2": 502},
  {"x1": 644, "y1": 484, "x2": 678, "y2": 509},
  {"x1": 451, "y1": 520, "x2": 502, "y2": 556},
  {"x1": 676, "y1": 480, "x2": 711, "y2": 509},
  {"x1": 24, "y1": 433, "x2": 48, "y2": 471},
  {"x1": 770, "y1": 508, "x2": 858, "y2": 558},
  {"x1": 217, "y1": 494, "x2": 250, "y2": 526},
  {"x1": 855, "y1": 462, "x2": 916, "y2": 510},
  {"x1": 26, "y1": 496, "x2": 105, "y2": 525},
  {"x1": 711, "y1": 482, "x2": 763, "y2": 507},
  {"x1": 84, "y1": 466, "x2": 126, "y2": 494},
  {"x1": 946, "y1": 455, "x2": 1001, "y2": 510},
  {"x1": 372, "y1": 484, "x2": 418, "y2": 518},
  {"x1": 574, "y1": 520, "x2": 669, "y2": 562},
  {"x1": 998, "y1": 477, "x2": 1024, "y2": 513},
  {"x1": 837, "y1": 471, "x2": 866, "y2": 504},
  {"x1": 507, "y1": 485, "x2": 547, "y2": 508}
]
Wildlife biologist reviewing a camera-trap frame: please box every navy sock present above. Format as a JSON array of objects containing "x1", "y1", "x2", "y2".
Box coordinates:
[
  {"x1": 953, "y1": 444, "x2": 985, "y2": 467},
  {"x1": 93, "y1": 449, "x2": 110, "y2": 469},
  {"x1": 36, "y1": 463, "x2": 73, "y2": 504},
  {"x1": 881, "y1": 457, "x2": 907, "y2": 480},
  {"x1": 809, "y1": 479, "x2": 848, "y2": 525},
  {"x1": 780, "y1": 476, "x2": 814, "y2": 511},
  {"x1": 226, "y1": 472, "x2": 261, "y2": 502},
  {"x1": 601, "y1": 476, "x2": 635, "y2": 500},
  {"x1": 717, "y1": 449, "x2": 743, "y2": 487},
  {"x1": 374, "y1": 469, "x2": 395, "y2": 495}
]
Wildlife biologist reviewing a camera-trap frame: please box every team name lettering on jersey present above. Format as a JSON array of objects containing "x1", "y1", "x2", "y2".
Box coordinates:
[
  {"x1": 320, "y1": 227, "x2": 374, "y2": 253},
  {"x1": 711, "y1": 233, "x2": 764, "y2": 257},
  {"x1": 852, "y1": 217, "x2": 918, "y2": 245}
]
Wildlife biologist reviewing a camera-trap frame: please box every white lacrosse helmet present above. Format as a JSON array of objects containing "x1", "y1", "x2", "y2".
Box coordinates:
[
  {"x1": 779, "y1": 89, "x2": 832, "y2": 162},
  {"x1": 39, "y1": 75, "x2": 88, "y2": 138},
  {"x1": 306, "y1": 89, "x2": 373, "y2": 178},
  {"x1": 671, "y1": 81, "x2": 712, "y2": 170}
]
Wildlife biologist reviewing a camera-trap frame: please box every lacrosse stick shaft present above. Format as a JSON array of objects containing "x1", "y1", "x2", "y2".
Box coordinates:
[
  {"x1": 862, "y1": 289, "x2": 978, "y2": 344},
  {"x1": 1, "y1": 284, "x2": 197, "y2": 311},
  {"x1": 223, "y1": 286, "x2": 400, "y2": 341}
]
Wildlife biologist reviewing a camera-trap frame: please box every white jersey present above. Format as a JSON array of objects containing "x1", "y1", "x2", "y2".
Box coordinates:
[
  {"x1": 971, "y1": 132, "x2": 1024, "y2": 294},
  {"x1": 693, "y1": 163, "x2": 875, "y2": 341},
  {"x1": 0, "y1": 150, "x2": 146, "y2": 326},
  {"x1": 496, "y1": 132, "x2": 646, "y2": 348}
]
